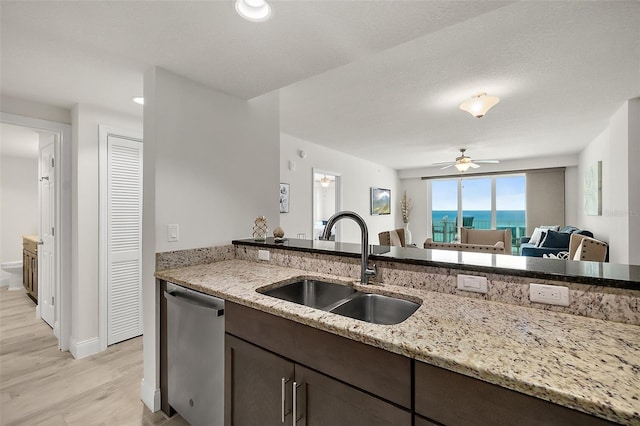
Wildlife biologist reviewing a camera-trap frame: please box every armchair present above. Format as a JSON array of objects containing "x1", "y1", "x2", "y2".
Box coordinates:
[{"x1": 378, "y1": 228, "x2": 406, "y2": 247}]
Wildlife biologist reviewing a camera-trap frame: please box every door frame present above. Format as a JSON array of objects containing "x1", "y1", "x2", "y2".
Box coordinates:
[
  {"x1": 1, "y1": 112, "x2": 72, "y2": 351},
  {"x1": 98, "y1": 125, "x2": 143, "y2": 351},
  {"x1": 311, "y1": 168, "x2": 342, "y2": 240}
]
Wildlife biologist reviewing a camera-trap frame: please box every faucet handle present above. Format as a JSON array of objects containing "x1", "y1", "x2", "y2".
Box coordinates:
[{"x1": 365, "y1": 264, "x2": 377, "y2": 278}]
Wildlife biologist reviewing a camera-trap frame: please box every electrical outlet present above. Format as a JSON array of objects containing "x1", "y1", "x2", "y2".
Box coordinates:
[
  {"x1": 167, "y1": 224, "x2": 179, "y2": 242},
  {"x1": 457, "y1": 274, "x2": 488, "y2": 294},
  {"x1": 258, "y1": 249, "x2": 270, "y2": 261},
  {"x1": 529, "y1": 283, "x2": 569, "y2": 306}
]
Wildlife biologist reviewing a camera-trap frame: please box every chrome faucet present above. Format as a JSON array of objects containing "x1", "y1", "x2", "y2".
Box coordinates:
[{"x1": 321, "y1": 211, "x2": 377, "y2": 284}]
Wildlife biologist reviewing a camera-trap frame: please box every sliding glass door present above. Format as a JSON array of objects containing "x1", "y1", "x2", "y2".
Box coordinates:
[
  {"x1": 495, "y1": 175, "x2": 526, "y2": 251},
  {"x1": 430, "y1": 174, "x2": 526, "y2": 253}
]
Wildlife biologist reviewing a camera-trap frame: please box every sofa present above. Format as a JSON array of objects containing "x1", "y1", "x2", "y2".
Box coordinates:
[
  {"x1": 424, "y1": 228, "x2": 512, "y2": 254},
  {"x1": 520, "y1": 226, "x2": 593, "y2": 257}
]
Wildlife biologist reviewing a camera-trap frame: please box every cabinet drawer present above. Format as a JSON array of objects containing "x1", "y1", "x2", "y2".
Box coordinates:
[
  {"x1": 414, "y1": 361, "x2": 615, "y2": 426},
  {"x1": 226, "y1": 302, "x2": 411, "y2": 409}
]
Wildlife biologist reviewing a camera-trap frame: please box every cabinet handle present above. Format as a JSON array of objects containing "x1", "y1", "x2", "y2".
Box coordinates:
[
  {"x1": 293, "y1": 381, "x2": 298, "y2": 425},
  {"x1": 281, "y1": 378, "x2": 291, "y2": 423}
]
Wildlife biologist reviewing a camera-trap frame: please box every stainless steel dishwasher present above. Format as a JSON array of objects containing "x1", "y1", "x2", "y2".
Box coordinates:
[{"x1": 165, "y1": 282, "x2": 225, "y2": 426}]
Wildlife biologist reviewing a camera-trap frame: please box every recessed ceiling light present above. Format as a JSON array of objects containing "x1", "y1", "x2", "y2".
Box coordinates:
[
  {"x1": 132, "y1": 97, "x2": 144, "y2": 105},
  {"x1": 235, "y1": 0, "x2": 272, "y2": 22}
]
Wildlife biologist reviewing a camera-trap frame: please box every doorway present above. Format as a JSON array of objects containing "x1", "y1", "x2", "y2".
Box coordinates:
[
  {"x1": 312, "y1": 169, "x2": 341, "y2": 240},
  {"x1": 0, "y1": 113, "x2": 72, "y2": 351}
]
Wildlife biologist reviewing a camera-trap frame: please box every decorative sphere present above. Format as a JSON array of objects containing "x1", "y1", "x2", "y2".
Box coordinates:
[{"x1": 273, "y1": 227, "x2": 285, "y2": 238}]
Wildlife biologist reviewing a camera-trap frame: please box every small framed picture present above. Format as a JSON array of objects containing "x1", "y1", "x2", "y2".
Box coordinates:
[
  {"x1": 279, "y1": 183, "x2": 290, "y2": 213},
  {"x1": 370, "y1": 187, "x2": 390, "y2": 215}
]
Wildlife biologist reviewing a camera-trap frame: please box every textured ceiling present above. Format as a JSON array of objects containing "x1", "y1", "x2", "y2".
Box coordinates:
[
  {"x1": 280, "y1": 1, "x2": 640, "y2": 169},
  {"x1": 1, "y1": 1, "x2": 639, "y2": 170}
]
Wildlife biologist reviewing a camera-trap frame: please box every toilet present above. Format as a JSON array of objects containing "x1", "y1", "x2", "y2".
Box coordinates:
[{"x1": 1, "y1": 261, "x2": 24, "y2": 291}]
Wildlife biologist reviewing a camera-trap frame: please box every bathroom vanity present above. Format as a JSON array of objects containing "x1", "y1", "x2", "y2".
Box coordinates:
[{"x1": 22, "y1": 235, "x2": 38, "y2": 302}]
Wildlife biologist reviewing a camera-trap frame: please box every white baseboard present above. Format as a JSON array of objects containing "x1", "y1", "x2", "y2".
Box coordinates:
[
  {"x1": 69, "y1": 336, "x2": 101, "y2": 359},
  {"x1": 54, "y1": 321, "x2": 60, "y2": 339},
  {"x1": 140, "y1": 378, "x2": 161, "y2": 412}
]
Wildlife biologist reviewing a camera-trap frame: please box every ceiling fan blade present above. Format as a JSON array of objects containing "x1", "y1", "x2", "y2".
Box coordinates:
[
  {"x1": 474, "y1": 160, "x2": 500, "y2": 164},
  {"x1": 440, "y1": 164, "x2": 455, "y2": 170},
  {"x1": 469, "y1": 162, "x2": 481, "y2": 168},
  {"x1": 432, "y1": 161, "x2": 455, "y2": 166}
]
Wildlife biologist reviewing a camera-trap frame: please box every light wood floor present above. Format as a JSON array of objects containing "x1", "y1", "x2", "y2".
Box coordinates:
[{"x1": 0, "y1": 287, "x2": 188, "y2": 426}]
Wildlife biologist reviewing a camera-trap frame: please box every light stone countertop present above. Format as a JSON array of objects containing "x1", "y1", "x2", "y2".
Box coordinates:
[{"x1": 156, "y1": 259, "x2": 640, "y2": 425}]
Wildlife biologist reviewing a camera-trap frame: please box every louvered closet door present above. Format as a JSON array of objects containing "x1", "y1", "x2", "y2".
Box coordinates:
[{"x1": 107, "y1": 136, "x2": 143, "y2": 345}]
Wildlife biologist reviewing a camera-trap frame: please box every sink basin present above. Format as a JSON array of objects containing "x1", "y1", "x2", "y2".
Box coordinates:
[
  {"x1": 260, "y1": 279, "x2": 357, "y2": 310},
  {"x1": 330, "y1": 293, "x2": 419, "y2": 325}
]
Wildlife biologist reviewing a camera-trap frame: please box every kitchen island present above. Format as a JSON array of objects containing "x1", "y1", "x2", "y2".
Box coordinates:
[{"x1": 156, "y1": 256, "x2": 640, "y2": 425}]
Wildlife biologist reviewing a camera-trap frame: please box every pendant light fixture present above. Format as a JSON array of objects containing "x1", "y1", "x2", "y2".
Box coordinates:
[
  {"x1": 320, "y1": 175, "x2": 331, "y2": 187},
  {"x1": 459, "y1": 93, "x2": 500, "y2": 118},
  {"x1": 235, "y1": 0, "x2": 272, "y2": 22}
]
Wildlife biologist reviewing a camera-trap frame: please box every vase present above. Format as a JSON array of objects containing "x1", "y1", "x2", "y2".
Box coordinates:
[{"x1": 404, "y1": 222, "x2": 412, "y2": 245}]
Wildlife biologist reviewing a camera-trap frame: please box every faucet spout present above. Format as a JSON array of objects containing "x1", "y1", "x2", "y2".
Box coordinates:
[{"x1": 321, "y1": 211, "x2": 377, "y2": 284}]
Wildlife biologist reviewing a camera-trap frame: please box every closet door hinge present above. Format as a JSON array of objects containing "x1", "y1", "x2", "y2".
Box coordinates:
[
  {"x1": 51, "y1": 227, "x2": 55, "y2": 237},
  {"x1": 51, "y1": 158, "x2": 55, "y2": 168}
]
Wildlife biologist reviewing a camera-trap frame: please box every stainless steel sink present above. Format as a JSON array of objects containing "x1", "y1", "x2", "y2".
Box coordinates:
[
  {"x1": 259, "y1": 279, "x2": 420, "y2": 325},
  {"x1": 329, "y1": 293, "x2": 419, "y2": 325},
  {"x1": 260, "y1": 279, "x2": 357, "y2": 310}
]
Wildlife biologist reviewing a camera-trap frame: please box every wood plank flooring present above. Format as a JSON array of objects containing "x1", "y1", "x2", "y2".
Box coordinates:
[{"x1": 0, "y1": 287, "x2": 188, "y2": 426}]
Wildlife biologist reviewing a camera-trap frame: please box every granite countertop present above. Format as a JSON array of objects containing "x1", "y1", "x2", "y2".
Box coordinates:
[
  {"x1": 156, "y1": 259, "x2": 640, "y2": 425},
  {"x1": 22, "y1": 235, "x2": 39, "y2": 243},
  {"x1": 233, "y1": 238, "x2": 640, "y2": 289}
]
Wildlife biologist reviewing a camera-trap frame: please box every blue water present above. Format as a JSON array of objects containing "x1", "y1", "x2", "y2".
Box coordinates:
[{"x1": 432, "y1": 210, "x2": 525, "y2": 228}]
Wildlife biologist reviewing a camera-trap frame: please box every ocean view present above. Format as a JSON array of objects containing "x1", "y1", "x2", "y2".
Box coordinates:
[{"x1": 432, "y1": 210, "x2": 525, "y2": 228}]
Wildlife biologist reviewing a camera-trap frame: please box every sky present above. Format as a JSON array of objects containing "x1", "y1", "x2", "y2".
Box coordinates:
[{"x1": 432, "y1": 175, "x2": 526, "y2": 211}]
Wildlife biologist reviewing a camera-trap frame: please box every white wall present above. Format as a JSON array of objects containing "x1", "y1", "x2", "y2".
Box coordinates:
[
  {"x1": 1, "y1": 95, "x2": 71, "y2": 125},
  {"x1": 280, "y1": 133, "x2": 400, "y2": 244},
  {"x1": 0, "y1": 155, "x2": 38, "y2": 263},
  {"x1": 70, "y1": 104, "x2": 142, "y2": 353},
  {"x1": 142, "y1": 67, "x2": 280, "y2": 411},
  {"x1": 564, "y1": 166, "x2": 578, "y2": 226},
  {"x1": 0, "y1": 121, "x2": 38, "y2": 289},
  {"x1": 576, "y1": 99, "x2": 640, "y2": 264},
  {"x1": 399, "y1": 178, "x2": 429, "y2": 246}
]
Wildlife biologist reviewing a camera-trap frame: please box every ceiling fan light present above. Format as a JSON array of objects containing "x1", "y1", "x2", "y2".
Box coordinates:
[
  {"x1": 459, "y1": 93, "x2": 500, "y2": 118},
  {"x1": 455, "y1": 162, "x2": 471, "y2": 172},
  {"x1": 320, "y1": 175, "x2": 331, "y2": 187},
  {"x1": 235, "y1": 0, "x2": 272, "y2": 22}
]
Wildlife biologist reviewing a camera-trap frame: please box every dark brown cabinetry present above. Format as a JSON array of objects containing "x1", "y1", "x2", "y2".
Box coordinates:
[
  {"x1": 225, "y1": 302, "x2": 411, "y2": 426},
  {"x1": 22, "y1": 237, "x2": 38, "y2": 302},
  {"x1": 414, "y1": 361, "x2": 615, "y2": 426}
]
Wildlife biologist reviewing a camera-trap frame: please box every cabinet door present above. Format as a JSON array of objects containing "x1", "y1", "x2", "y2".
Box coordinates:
[
  {"x1": 225, "y1": 334, "x2": 294, "y2": 426},
  {"x1": 294, "y1": 364, "x2": 411, "y2": 426},
  {"x1": 415, "y1": 361, "x2": 615, "y2": 426}
]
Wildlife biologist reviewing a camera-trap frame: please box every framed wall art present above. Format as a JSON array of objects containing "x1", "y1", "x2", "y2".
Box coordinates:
[
  {"x1": 279, "y1": 183, "x2": 290, "y2": 213},
  {"x1": 370, "y1": 187, "x2": 391, "y2": 215},
  {"x1": 584, "y1": 161, "x2": 602, "y2": 216}
]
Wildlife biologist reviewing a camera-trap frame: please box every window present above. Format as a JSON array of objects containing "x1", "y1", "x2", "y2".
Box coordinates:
[{"x1": 430, "y1": 174, "x2": 526, "y2": 253}]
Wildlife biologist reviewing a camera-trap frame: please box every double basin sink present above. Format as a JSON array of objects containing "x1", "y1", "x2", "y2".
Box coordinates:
[{"x1": 258, "y1": 279, "x2": 420, "y2": 325}]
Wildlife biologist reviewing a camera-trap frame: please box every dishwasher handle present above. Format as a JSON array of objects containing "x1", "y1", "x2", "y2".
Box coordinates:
[{"x1": 165, "y1": 290, "x2": 225, "y2": 316}]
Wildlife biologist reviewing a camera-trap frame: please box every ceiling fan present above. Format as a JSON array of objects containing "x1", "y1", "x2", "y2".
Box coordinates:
[{"x1": 432, "y1": 148, "x2": 500, "y2": 172}]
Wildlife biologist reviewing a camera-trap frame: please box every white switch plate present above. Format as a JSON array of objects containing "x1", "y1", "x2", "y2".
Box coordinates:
[
  {"x1": 457, "y1": 274, "x2": 488, "y2": 294},
  {"x1": 167, "y1": 224, "x2": 179, "y2": 242},
  {"x1": 529, "y1": 283, "x2": 569, "y2": 306},
  {"x1": 258, "y1": 249, "x2": 270, "y2": 261}
]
